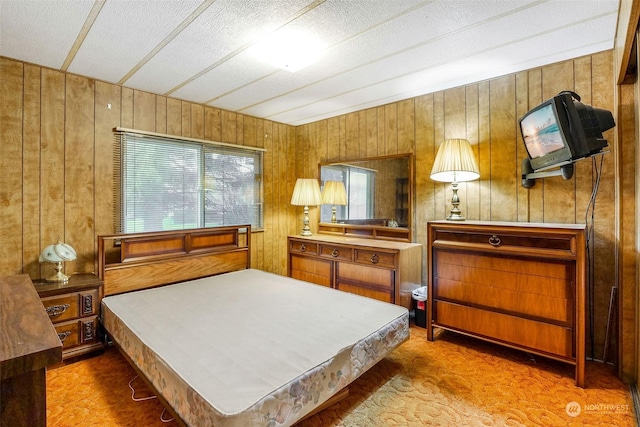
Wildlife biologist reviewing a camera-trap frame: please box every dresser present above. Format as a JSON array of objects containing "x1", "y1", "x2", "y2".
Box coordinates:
[
  {"x1": 288, "y1": 234, "x2": 422, "y2": 309},
  {"x1": 426, "y1": 221, "x2": 586, "y2": 387},
  {"x1": 1, "y1": 274, "x2": 62, "y2": 427},
  {"x1": 35, "y1": 273, "x2": 104, "y2": 360}
]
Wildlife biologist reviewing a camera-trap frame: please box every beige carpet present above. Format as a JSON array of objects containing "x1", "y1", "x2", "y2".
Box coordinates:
[{"x1": 47, "y1": 325, "x2": 635, "y2": 426}]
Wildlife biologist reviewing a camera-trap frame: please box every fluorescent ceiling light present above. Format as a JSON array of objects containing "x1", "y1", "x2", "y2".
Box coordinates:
[{"x1": 250, "y1": 29, "x2": 325, "y2": 72}]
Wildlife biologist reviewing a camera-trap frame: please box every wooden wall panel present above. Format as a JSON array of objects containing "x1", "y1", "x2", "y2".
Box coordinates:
[
  {"x1": 64, "y1": 75, "x2": 95, "y2": 273},
  {"x1": 22, "y1": 65, "x2": 42, "y2": 279},
  {"x1": 133, "y1": 90, "x2": 155, "y2": 132},
  {"x1": 94, "y1": 81, "x2": 121, "y2": 260},
  {"x1": 488, "y1": 75, "x2": 518, "y2": 221},
  {"x1": 40, "y1": 69, "x2": 66, "y2": 281},
  {"x1": 0, "y1": 59, "x2": 24, "y2": 275}
]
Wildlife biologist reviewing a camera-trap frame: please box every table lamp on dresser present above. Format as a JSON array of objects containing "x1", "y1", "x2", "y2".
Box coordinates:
[
  {"x1": 430, "y1": 138, "x2": 480, "y2": 221},
  {"x1": 291, "y1": 178, "x2": 323, "y2": 236}
]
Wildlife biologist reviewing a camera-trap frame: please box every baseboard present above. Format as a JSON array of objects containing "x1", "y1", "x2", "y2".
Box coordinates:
[{"x1": 631, "y1": 383, "x2": 640, "y2": 425}]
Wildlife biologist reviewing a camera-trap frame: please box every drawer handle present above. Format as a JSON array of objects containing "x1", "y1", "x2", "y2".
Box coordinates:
[
  {"x1": 58, "y1": 331, "x2": 72, "y2": 342},
  {"x1": 489, "y1": 235, "x2": 501, "y2": 246},
  {"x1": 370, "y1": 254, "x2": 379, "y2": 264},
  {"x1": 47, "y1": 304, "x2": 71, "y2": 318},
  {"x1": 299, "y1": 244, "x2": 306, "y2": 252},
  {"x1": 331, "y1": 249, "x2": 339, "y2": 257}
]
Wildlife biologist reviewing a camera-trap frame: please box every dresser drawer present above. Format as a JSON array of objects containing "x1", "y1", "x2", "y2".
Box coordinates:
[
  {"x1": 289, "y1": 239, "x2": 318, "y2": 255},
  {"x1": 290, "y1": 254, "x2": 332, "y2": 287},
  {"x1": 41, "y1": 294, "x2": 79, "y2": 322},
  {"x1": 337, "y1": 262, "x2": 394, "y2": 289},
  {"x1": 434, "y1": 301, "x2": 573, "y2": 358},
  {"x1": 319, "y1": 244, "x2": 353, "y2": 262},
  {"x1": 433, "y1": 250, "x2": 574, "y2": 324},
  {"x1": 354, "y1": 249, "x2": 396, "y2": 269}
]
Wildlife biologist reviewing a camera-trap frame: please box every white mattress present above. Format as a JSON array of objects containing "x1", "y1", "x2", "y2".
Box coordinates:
[{"x1": 101, "y1": 268, "x2": 409, "y2": 427}]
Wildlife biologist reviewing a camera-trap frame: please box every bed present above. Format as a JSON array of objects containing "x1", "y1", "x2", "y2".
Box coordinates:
[{"x1": 98, "y1": 225, "x2": 409, "y2": 427}]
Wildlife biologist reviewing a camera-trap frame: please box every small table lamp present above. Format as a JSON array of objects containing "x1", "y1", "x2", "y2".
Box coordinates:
[
  {"x1": 321, "y1": 181, "x2": 347, "y2": 223},
  {"x1": 291, "y1": 178, "x2": 323, "y2": 236},
  {"x1": 430, "y1": 138, "x2": 480, "y2": 221},
  {"x1": 39, "y1": 241, "x2": 77, "y2": 283}
]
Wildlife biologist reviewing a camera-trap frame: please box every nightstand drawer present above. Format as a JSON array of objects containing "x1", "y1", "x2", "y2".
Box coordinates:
[
  {"x1": 54, "y1": 320, "x2": 80, "y2": 349},
  {"x1": 42, "y1": 294, "x2": 79, "y2": 322}
]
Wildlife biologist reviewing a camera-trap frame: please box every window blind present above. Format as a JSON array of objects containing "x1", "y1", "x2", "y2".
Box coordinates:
[{"x1": 115, "y1": 129, "x2": 263, "y2": 233}]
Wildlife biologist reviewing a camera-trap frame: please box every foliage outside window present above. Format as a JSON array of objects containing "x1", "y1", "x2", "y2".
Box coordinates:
[
  {"x1": 116, "y1": 129, "x2": 263, "y2": 233},
  {"x1": 320, "y1": 165, "x2": 375, "y2": 221}
]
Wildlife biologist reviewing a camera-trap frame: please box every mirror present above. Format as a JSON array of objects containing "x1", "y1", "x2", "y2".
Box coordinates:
[{"x1": 319, "y1": 154, "x2": 412, "y2": 237}]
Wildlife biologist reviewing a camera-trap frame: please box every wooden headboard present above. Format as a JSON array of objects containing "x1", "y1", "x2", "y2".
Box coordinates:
[{"x1": 98, "y1": 225, "x2": 251, "y2": 296}]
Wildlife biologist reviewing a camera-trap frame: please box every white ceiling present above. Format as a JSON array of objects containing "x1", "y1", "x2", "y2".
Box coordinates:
[{"x1": 0, "y1": 0, "x2": 620, "y2": 126}]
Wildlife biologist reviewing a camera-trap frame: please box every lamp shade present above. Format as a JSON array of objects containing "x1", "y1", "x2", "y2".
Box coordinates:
[
  {"x1": 291, "y1": 178, "x2": 323, "y2": 206},
  {"x1": 321, "y1": 181, "x2": 347, "y2": 205},
  {"x1": 430, "y1": 138, "x2": 480, "y2": 183},
  {"x1": 39, "y1": 242, "x2": 77, "y2": 263}
]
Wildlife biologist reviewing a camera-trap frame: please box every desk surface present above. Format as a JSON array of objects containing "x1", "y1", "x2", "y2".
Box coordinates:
[{"x1": 0, "y1": 274, "x2": 62, "y2": 380}]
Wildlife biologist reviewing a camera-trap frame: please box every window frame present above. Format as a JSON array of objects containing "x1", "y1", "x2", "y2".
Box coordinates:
[{"x1": 114, "y1": 127, "x2": 265, "y2": 234}]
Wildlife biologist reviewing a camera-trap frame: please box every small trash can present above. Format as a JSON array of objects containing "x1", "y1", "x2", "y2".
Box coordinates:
[{"x1": 412, "y1": 286, "x2": 427, "y2": 328}]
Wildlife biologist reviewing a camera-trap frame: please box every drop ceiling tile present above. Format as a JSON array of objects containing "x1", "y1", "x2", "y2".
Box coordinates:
[
  {"x1": 67, "y1": 0, "x2": 203, "y2": 84},
  {"x1": 0, "y1": 0, "x2": 94, "y2": 69}
]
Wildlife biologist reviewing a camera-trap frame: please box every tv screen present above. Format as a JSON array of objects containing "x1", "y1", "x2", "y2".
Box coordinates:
[{"x1": 521, "y1": 103, "x2": 567, "y2": 159}]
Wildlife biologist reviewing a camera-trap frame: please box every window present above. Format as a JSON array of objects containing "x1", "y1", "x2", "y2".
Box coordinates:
[
  {"x1": 116, "y1": 129, "x2": 263, "y2": 233},
  {"x1": 320, "y1": 164, "x2": 375, "y2": 221}
]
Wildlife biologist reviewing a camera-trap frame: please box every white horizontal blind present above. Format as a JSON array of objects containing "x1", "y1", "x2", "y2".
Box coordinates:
[{"x1": 116, "y1": 130, "x2": 263, "y2": 233}]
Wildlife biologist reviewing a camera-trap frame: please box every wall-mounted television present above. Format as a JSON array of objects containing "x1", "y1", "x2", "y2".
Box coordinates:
[{"x1": 519, "y1": 91, "x2": 614, "y2": 172}]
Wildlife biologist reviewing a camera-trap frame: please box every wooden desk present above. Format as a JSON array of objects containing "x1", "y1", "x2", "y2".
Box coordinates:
[{"x1": 0, "y1": 274, "x2": 62, "y2": 427}]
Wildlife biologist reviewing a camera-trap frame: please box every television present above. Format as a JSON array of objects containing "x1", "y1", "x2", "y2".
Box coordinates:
[{"x1": 519, "y1": 91, "x2": 614, "y2": 172}]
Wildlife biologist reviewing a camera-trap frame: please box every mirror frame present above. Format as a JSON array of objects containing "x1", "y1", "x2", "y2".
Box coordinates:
[{"x1": 318, "y1": 153, "x2": 414, "y2": 242}]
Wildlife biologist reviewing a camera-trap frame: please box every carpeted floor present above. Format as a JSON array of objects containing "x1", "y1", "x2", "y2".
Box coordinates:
[{"x1": 46, "y1": 325, "x2": 635, "y2": 427}]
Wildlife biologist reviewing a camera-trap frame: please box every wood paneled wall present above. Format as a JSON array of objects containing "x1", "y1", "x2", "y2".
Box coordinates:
[
  {"x1": 1, "y1": 49, "x2": 636, "y2": 380},
  {"x1": 0, "y1": 57, "x2": 298, "y2": 282},
  {"x1": 296, "y1": 50, "x2": 631, "y2": 374}
]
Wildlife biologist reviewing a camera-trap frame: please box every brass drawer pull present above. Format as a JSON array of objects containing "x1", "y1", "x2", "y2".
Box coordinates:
[
  {"x1": 489, "y1": 235, "x2": 501, "y2": 246},
  {"x1": 299, "y1": 244, "x2": 306, "y2": 252},
  {"x1": 47, "y1": 303, "x2": 71, "y2": 317},
  {"x1": 331, "y1": 249, "x2": 339, "y2": 257},
  {"x1": 58, "y1": 331, "x2": 72, "y2": 342},
  {"x1": 370, "y1": 254, "x2": 379, "y2": 264}
]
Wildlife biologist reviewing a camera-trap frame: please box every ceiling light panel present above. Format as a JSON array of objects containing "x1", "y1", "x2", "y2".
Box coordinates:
[
  {"x1": 124, "y1": 0, "x2": 309, "y2": 96},
  {"x1": 0, "y1": 0, "x2": 94, "y2": 69}
]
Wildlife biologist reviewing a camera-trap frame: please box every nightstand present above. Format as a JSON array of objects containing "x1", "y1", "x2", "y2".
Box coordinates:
[{"x1": 34, "y1": 273, "x2": 104, "y2": 360}]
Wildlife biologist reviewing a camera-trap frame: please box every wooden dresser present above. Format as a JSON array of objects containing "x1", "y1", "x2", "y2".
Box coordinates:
[
  {"x1": 34, "y1": 273, "x2": 104, "y2": 360},
  {"x1": 1, "y1": 274, "x2": 62, "y2": 427},
  {"x1": 426, "y1": 221, "x2": 586, "y2": 387},
  {"x1": 288, "y1": 234, "x2": 422, "y2": 309}
]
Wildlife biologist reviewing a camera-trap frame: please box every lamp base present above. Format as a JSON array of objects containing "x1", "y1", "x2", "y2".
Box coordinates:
[
  {"x1": 299, "y1": 205, "x2": 314, "y2": 236},
  {"x1": 446, "y1": 212, "x2": 466, "y2": 221},
  {"x1": 46, "y1": 262, "x2": 70, "y2": 283},
  {"x1": 446, "y1": 182, "x2": 466, "y2": 221}
]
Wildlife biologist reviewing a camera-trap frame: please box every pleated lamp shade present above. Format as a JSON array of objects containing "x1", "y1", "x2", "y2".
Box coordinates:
[
  {"x1": 290, "y1": 178, "x2": 323, "y2": 206},
  {"x1": 430, "y1": 138, "x2": 480, "y2": 183},
  {"x1": 321, "y1": 181, "x2": 347, "y2": 205}
]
